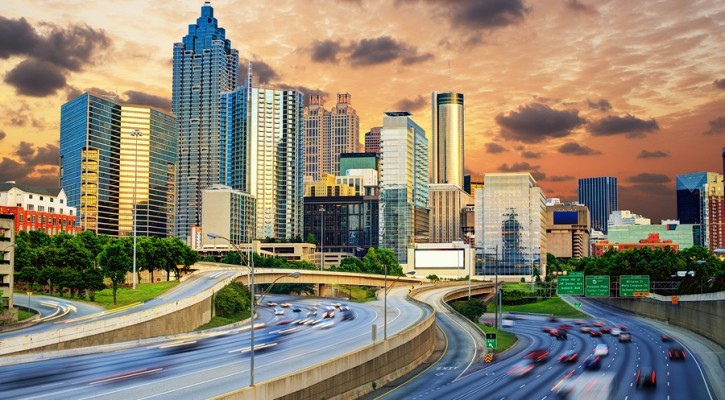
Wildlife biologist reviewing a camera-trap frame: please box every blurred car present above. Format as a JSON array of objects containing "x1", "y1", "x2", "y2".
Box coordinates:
[
  {"x1": 548, "y1": 316, "x2": 561, "y2": 322},
  {"x1": 280, "y1": 302, "x2": 292, "y2": 308},
  {"x1": 669, "y1": 346, "x2": 686, "y2": 360},
  {"x1": 610, "y1": 328, "x2": 622, "y2": 336},
  {"x1": 274, "y1": 319, "x2": 294, "y2": 325},
  {"x1": 579, "y1": 326, "x2": 592, "y2": 333},
  {"x1": 636, "y1": 367, "x2": 656, "y2": 388},
  {"x1": 274, "y1": 308, "x2": 285, "y2": 315},
  {"x1": 594, "y1": 344, "x2": 609, "y2": 357},
  {"x1": 508, "y1": 360, "x2": 535, "y2": 377},
  {"x1": 548, "y1": 329, "x2": 561, "y2": 337},
  {"x1": 557, "y1": 324, "x2": 573, "y2": 331},
  {"x1": 593, "y1": 321, "x2": 605, "y2": 327},
  {"x1": 306, "y1": 310, "x2": 318, "y2": 317},
  {"x1": 555, "y1": 330, "x2": 568, "y2": 341},
  {"x1": 583, "y1": 355, "x2": 601, "y2": 370},
  {"x1": 615, "y1": 324, "x2": 628, "y2": 331},
  {"x1": 524, "y1": 348, "x2": 550, "y2": 363},
  {"x1": 292, "y1": 306, "x2": 302, "y2": 312},
  {"x1": 315, "y1": 321, "x2": 335, "y2": 329},
  {"x1": 322, "y1": 309, "x2": 335, "y2": 318},
  {"x1": 342, "y1": 310, "x2": 355, "y2": 321},
  {"x1": 618, "y1": 333, "x2": 632, "y2": 342},
  {"x1": 661, "y1": 335, "x2": 673, "y2": 342},
  {"x1": 266, "y1": 301, "x2": 278, "y2": 307},
  {"x1": 589, "y1": 330, "x2": 602, "y2": 337},
  {"x1": 574, "y1": 320, "x2": 587, "y2": 325},
  {"x1": 599, "y1": 327, "x2": 612, "y2": 334},
  {"x1": 557, "y1": 350, "x2": 578, "y2": 363},
  {"x1": 543, "y1": 327, "x2": 556, "y2": 334}
]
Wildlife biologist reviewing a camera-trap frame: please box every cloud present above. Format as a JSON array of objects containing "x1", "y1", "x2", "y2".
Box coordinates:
[
  {"x1": 586, "y1": 98, "x2": 611, "y2": 112},
  {"x1": 626, "y1": 173, "x2": 671, "y2": 184},
  {"x1": 310, "y1": 40, "x2": 343, "y2": 63},
  {"x1": 558, "y1": 142, "x2": 602, "y2": 155},
  {"x1": 242, "y1": 58, "x2": 280, "y2": 85},
  {"x1": 588, "y1": 114, "x2": 659, "y2": 138},
  {"x1": 275, "y1": 84, "x2": 329, "y2": 106},
  {"x1": 124, "y1": 90, "x2": 171, "y2": 113},
  {"x1": 548, "y1": 175, "x2": 575, "y2": 182},
  {"x1": 485, "y1": 143, "x2": 507, "y2": 153},
  {"x1": 565, "y1": 0, "x2": 597, "y2": 14},
  {"x1": 495, "y1": 103, "x2": 586, "y2": 143},
  {"x1": 65, "y1": 86, "x2": 84, "y2": 102},
  {"x1": 0, "y1": 158, "x2": 32, "y2": 182},
  {"x1": 348, "y1": 36, "x2": 433, "y2": 67},
  {"x1": 15, "y1": 142, "x2": 59, "y2": 168},
  {"x1": 704, "y1": 116, "x2": 725, "y2": 135},
  {"x1": 393, "y1": 95, "x2": 427, "y2": 112},
  {"x1": 497, "y1": 161, "x2": 545, "y2": 180},
  {"x1": 637, "y1": 149, "x2": 669, "y2": 159},
  {"x1": 0, "y1": 130, "x2": 5, "y2": 141},
  {"x1": 0, "y1": 17, "x2": 110, "y2": 97},
  {"x1": 521, "y1": 150, "x2": 541, "y2": 159},
  {"x1": 4, "y1": 59, "x2": 67, "y2": 96},
  {"x1": 714, "y1": 79, "x2": 725, "y2": 90},
  {"x1": 450, "y1": 0, "x2": 529, "y2": 31}
]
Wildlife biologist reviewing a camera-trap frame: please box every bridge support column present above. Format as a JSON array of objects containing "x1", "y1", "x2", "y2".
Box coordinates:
[{"x1": 318, "y1": 284, "x2": 332, "y2": 298}]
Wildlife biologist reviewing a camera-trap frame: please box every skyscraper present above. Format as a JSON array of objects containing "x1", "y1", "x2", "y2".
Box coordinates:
[
  {"x1": 475, "y1": 173, "x2": 547, "y2": 277},
  {"x1": 60, "y1": 93, "x2": 176, "y2": 237},
  {"x1": 364, "y1": 127, "x2": 381, "y2": 153},
  {"x1": 431, "y1": 92, "x2": 464, "y2": 187},
  {"x1": 173, "y1": 2, "x2": 239, "y2": 242},
  {"x1": 379, "y1": 112, "x2": 429, "y2": 263},
  {"x1": 303, "y1": 93, "x2": 359, "y2": 181},
  {"x1": 676, "y1": 171, "x2": 720, "y2": 247},
  {"x1": 578, "y1": 176, "x2": 618, "y2": 234}
]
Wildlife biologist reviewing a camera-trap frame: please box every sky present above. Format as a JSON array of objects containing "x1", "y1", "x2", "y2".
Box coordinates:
[{"x1": 1, "y1": 0, "x2": 724, "y2": 224}]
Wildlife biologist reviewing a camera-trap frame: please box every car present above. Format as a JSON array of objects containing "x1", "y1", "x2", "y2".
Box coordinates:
[
  {"x1": 555, "y1": 331, "x2": 568, "y2": 341},
  {"x1": 274, "y1": 308, "x2": 285, "y2": 315},
  {"x1": 594, "y1": 344, "x2": 609, "y2": 357},
  {"x1": 589, "y1": 330, "x2": 602, "y2": 337},
  {"x1": 593, "y1": 321, "x2": 605, "y2": 327},
  {"x1": 618, "y1": 333, "x2": 632, "y2": 342},
  {"x1": 322, "y1": 309, "x2": 335, "y2": 318},
  {"x1": 524, "y1": 349, "x2": 550, "y2": 363},
  {"x1": 508, "y1": 360, "x2": 535, "y2": 377},
  {"x1": 636, "y1": 367, "x2": 656, "y2": 388},
  {"x1": 548, "y1": 329, "x2": 561, "y2": 337},
  {"x1": 574, "y1": 320, "x2": 587, "y2": 325},
  {"x1": 342, "y1": 310, "x2": 355, "y2": 321},
  {"x1": 274, "y1": 319, "x2": 293, "y2": 325},
  {"x1": 306, "y1": 310, "x2": 318, "y2": 317},
  {"x1": 291, "y1": 306, "x2": 302, "y2": 312},
  {"x1": 548, "y1": 316, "x2": 561, "y2": 322},
  {"x1": 579, "y1": 326, "x2": 592, "y2": 333},
  {"x1": 543, "y1": 327, "x2": 555, "y2": 334},
  {"x1": 583, "y1": 355, "x2": 601, "y2": 370},
  {"x1": 661, "y1": 335, "x2": 673, "y2": 342},
  {"x1": 615, "y1": 324, "x2": 628, "y2": 331},
  {"x1": 557, "y1": 324, "x2": 573, "y2": 331},
  {"x1": 280, "y1": 302, "x2": 292, "y2": 308},
  {"x1": 610, "y1": 328, "x2": 622, "y2": 336},
  {"x1": 557, "y1": 350, "x2": 578, "y2": 363},
  {"x1": 599, "y1": 327, "x2": 612, "y2": 334},
  {"x1": 266, "y1": 301, "x2": 278, "y2": 307},
  {"x1": 669, "y1": 346, "x2": 686, "y2": 360}
]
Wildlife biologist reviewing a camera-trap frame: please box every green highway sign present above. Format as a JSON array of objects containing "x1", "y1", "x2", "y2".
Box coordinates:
[
  {"x1": 620, "y1": 275, "x2": 650, "y2": 297},
  {"x1": 485, "y1": 333, "x2": 497, "y2": 349},
  {"x1": 586, "y1": 275, "x2": 610, "y2": 297},
  {"x1": 568, "y1": 271, "x2": 584, "y2": 276},
  {"x1": 557, "y1": 275, "x2": 584, "y2": 295}
]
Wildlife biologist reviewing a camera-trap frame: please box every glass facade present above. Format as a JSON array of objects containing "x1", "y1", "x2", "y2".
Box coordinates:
[
  {"x1": 379, "y1": 112, "x2": 429, "y2": 263},
  {"x1": 303, "y1": 196, "x2": 379, "y2": 257},
  {"x1": 431, "y1": 92, "x2": 464, "y2": 188},
  {"x1": 339, "y1": 153, "x2": 379, "y2": 176},
  {"x1": 475, "y1": 173, "x2": 546, "y2": 276},
  {"x1": 173, "y1": 2, "x2": 239, "y2": 242},
  {"x1": 676, "y1": 172, "x2": 719, "y2": 246},
  {"x1": 578, "y1": 176, "x2": 618, "y2": 234}
]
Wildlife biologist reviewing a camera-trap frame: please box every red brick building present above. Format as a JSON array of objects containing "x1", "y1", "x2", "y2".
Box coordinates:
[
  {"x1": 0, "y1": 181, "x2": 81, "y2": 235},
  {"x1": 592, "y1": 233, "x2": 679, "y2": 257}
]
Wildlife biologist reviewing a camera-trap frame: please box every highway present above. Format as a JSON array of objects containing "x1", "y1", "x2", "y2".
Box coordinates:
[
  {"x1": 0, "y1": 290, "x2": 430, "y2": 399},
  {"x1": 376, "y1": 293, "x2": 715, "y2": 400}
]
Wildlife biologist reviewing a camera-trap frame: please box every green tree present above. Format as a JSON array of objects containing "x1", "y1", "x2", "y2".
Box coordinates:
[
  {"x1": 98, "y1": 240, "x2": 132, "y2": 305},
  {"x1": 452, "y1": 299, "x2": 487, "y2": 323},
  {"x1": 362, "y1": 248, "x2": 403, "y2": 276},
  {"x1": 335, "y1": 257, "x2": 363, "y2": 273},
  {"x1": 81, "y1": 268, "x2": 106, "y2": 301},
  {"x1": 16, "y1": 266, "x2": 40, "y2": 288},
  {"x1": 305, "y1": 233, "x2": 317, "y2": 244}
]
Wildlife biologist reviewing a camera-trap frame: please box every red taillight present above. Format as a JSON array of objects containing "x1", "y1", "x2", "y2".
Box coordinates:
[{"x1": 651, "y1": 371, "x2": 656, "y2": 383}]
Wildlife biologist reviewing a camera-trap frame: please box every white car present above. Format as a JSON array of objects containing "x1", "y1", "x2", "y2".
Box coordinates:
[
  {"x1": 274, "y1": 308, "x2": 285, "y2": 315},
  {"x1": 610, "y1": 328, "x2": 622, "y2": 336},
  {"x1": 594, "y1": 344, "x2": 609, "y2": 357}
]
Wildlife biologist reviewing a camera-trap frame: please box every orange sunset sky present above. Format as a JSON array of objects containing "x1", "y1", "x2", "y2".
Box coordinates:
[{"x1": 1, "y1": 0, "x2": 724, "y2": 223}]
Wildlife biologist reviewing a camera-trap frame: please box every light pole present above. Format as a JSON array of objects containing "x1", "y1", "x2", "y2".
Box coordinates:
[
  {"x1": 257, "y1": 271, "x2": 301, "y2": 305},
  {"x1": 696, "y1": 260, "x2": 706, "y2": 294},
  {"x1": 318, "y1": 205, "x2": 325, "y2": 271},
  {"x1": 383, "y1": 270, "x2": 416, "y2": 340},
  {"x1": 130, "y1": 129, "x2": 143, "y2": 290}
]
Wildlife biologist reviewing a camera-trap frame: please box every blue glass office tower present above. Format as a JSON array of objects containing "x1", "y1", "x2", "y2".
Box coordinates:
[
  {"x1": 173, "y1": 2, "x2": 239, "y2": 242},
  {"x1": 676, "y1": 171, "x2": 719, "y2": 246},
  {"x1": 578, "y1": 177, "x2": 618, "y2": 234}
]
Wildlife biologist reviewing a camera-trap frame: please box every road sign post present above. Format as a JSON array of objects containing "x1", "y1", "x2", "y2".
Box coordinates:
[
  {"x1": 619, "y1": 275, "x2": 650, "y2": 297},
  {"x1": 557, "y1": 275, "x2": 584, "y2": 295},
  {"x1": 585, "y1": 275, "x2": 610, "y2": 297},
  {"x1": 485, "y1": 332, "x2": 497, "y2": 349}
]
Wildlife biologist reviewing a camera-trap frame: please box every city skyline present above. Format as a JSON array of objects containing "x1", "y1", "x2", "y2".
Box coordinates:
[{"x1": 1, "y1": 0, "x2": 723, "y2": 224}]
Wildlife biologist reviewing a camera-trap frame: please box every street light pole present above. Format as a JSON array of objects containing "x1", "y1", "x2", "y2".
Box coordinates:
[
  {"x1": 130, "y1": 129, "x2": 143, "y2": 290},
  {"x1": 318, "y1": 205, "x2": 325, "y2": 271}
]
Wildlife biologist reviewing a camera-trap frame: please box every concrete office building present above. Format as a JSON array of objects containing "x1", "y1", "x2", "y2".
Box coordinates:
[
  {"x1": 364, "y1": 127, "x2": 381, "y2": 153},
  {"x1": 0, "y1": 214, "x2": 15, "y2": 311},
  {"x1": 200, "y1": 185, "x2": 255, "y2": 248},
  {"x1": 546, "y1": 202, "x2": 590, "y2": 260},
  {"x1": 429, "y1": 184, "x2": 471, "y2": 243}
]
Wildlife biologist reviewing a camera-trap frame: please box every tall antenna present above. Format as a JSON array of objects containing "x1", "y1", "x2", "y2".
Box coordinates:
[{"x1": 246, "y1": 60, "x2": 253, "y2": 90}]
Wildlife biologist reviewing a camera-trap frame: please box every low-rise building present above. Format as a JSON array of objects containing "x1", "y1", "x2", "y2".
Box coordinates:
[{"x1": 0, "y1": 181, "x2": 81, "y2": 235}]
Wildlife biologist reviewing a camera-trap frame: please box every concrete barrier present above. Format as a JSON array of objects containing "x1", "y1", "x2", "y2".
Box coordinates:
[{"x1": 595, "y1": 297, "x2": 725, "y2": 348}]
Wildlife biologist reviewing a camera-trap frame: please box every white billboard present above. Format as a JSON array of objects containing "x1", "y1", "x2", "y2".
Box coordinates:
[{"x1": 414, "y1": 249, "x2": 465, "y2": 269}]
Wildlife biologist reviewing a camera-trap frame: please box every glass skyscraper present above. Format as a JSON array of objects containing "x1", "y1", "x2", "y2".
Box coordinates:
[
  {"x1": 431, "y1": 92, "x2": 464, "y2": 188},
  {"x1": 578, "y1": 176, "x2": 618, "y2": 234},
  {"x1": 172, "y1": 2, "x2": 238, "y2": 242},
  {"x1": 676, "y1": 171, "x2": 721, "y2": 247},
  {"x1": 475, "y1": 173, "x2": 546, "y2": 277},
  {"x1": 60, "y1": 93, "x2": 176, "y2": 237},
  {"x1": 379, "y1": 112, "x2": 429, "y2": 264}
]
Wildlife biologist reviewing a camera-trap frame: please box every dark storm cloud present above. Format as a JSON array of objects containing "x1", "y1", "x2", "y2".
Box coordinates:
[
  {"x1": 498, "y1": 162, "x2": 545, "y2": 180},
  {"x1": 588, "y1": 114, "x2": 659, "y2": 138},
  {"x1": 310, "y1": 40, "x2": 343, "y2": 63},
  {"x1": 0, "y1": 17, "x2": 110, "y2": 97},
  {"x1": 587, "y1": 98, "x2": 611, "y2": 112},
  {"x1": 521, "y1": 150, "x2": 541, "y2": 159},
  {"x1": 0, "y1": 158, "x2": 32, "y2": 182},
  {"x1": 485, "y1": 143, "x2": 507, "y2": 153},
  {"x1": 548, "y1": 175, "x2": 575, "y2": 182},
  {"x1": 240, "y1": 59, "x2": 280, "y2": 85},
  {"x1": 637, "y1": 149, "x2": 669, "y2": 159},
  {"x1": 0, "y1": 130, "x2": 6, "y2": 141},
  {"x1": 704, "y1": 116, "x2": 725, "y2": 135},
  {"x1": 495, "y1": 103, "x2": 586, "y2": 143},
  {"x1": 65, "y1": 86, "x2": 84, "y2": 102},
  {"x1": 558, "y1": 142, "x2": 601, "y2": 156},
  {"x1": 15, "y1": 142, "x2": 59, "y2": 167},
  {"x1": 348, "y1": 36, "x2": 433, "y2": 67},
  {"x1": 714, "y1": 79, "x2": 725, "y2": 90},
  {"x1": 124, "y1": 91, "x2": 171, "y2": 113},
  {"x1": 565, "y1": 0, "x2": 596, "y2": 13},
  {"x1": 626, "y1": 173, "x2": 671, "y2": 184},
  {"x1": 450, "y1": 0, "x2": 529, "y2": 30},
  {"x1": 4, "y1": 59, "x2": 67, "y2": 96},
  {"x1": 276, "y1": 84, "x2": 328, "y2": 106},
  {"x1": 393, "y1": 95, "x2": 427, "y2": 112}
]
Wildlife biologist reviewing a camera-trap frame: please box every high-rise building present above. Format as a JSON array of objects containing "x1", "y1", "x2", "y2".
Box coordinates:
[
  {"x1": 475, "y1": 173, "x2": 547, "y2": 277},
  {"x1": 431, "y1": 92, "x2": 464, "y2": 188},
  {"x1": 201, "y1": 185, "x2": 255, "y2": 247},
  {"x1": 429, "y1": 184, "x2": 470, "y2": 243},
  {"x1": 464, "y1": 175, "x2": 484, "y2": 201},
  {"x1": 173, "y1": 2, "x2": 239, "y2": 242},
  {"x1": 339, "y1": 152, "x2": 379, "y2": 177},
  {"x1": 578, "y1": 176, "x2": 618, "y2": 234},
  {"x1": 1, "y1": 214, "x2": 15, "y2": 310},
  {"x1": 676, "y1": 171, "x2": 720, "y2": 246},
  {"x1": 303, "y1": 94, "x2": 359, "y2": 181},
  {"x1": 701, "y1": 176, "x2": 725, "y2": 251},
  {"x1": 364, "y1": 127, "x2": 381, "y2": 153},
  {"x1": 546, "y1": 202, "x2": 590, "y2": 260},
  {"x1": 379, "y1": 112, "x2": 429, "y2": 264},
  {"x1": 60, "y1": 93, "x2": 176, "y2": 237}
]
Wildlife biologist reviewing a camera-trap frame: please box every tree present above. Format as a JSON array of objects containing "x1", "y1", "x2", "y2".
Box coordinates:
[
  {"x1": 336, "y1": 257, "x2": 363, "y2": 273},
  {"x1": 452, "y1": 299, "x2": 487, "y2": 323},
  {"x1": 362, "y1": 248, "x2": 403, "y2": 276},
  {"x1": 98, "y1": 240, "x2": 132, "y2": 305},
  {"x1": 81, "y1": 268, "x2": 106, "y2": 301},
  {"x1": 305, "y1": 233, "x2": 317, "y2": 244}
]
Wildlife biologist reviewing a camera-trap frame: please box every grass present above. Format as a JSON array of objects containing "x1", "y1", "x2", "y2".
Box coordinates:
[
  {"x1": 335, "y1": 285, "x2": 377, "y2": 302},
  {"x1": 93, "y1": 281, "x2": 179, "y2": 309},
  {"x1": 197, "y1": 310, "x2": 251, "y2": 330},
  {"x1": 476, "y1": 323, "x2": 517, "y2": 353},
  {"x1": 486, "y1": 297, "x2": 587, "y2": 319},
  {"x1": 502, "y1": 283, "x2": 538, "y2": 293},
  {"x1": 17, "y1": 310, "x2": 35, "y2": 321}
]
